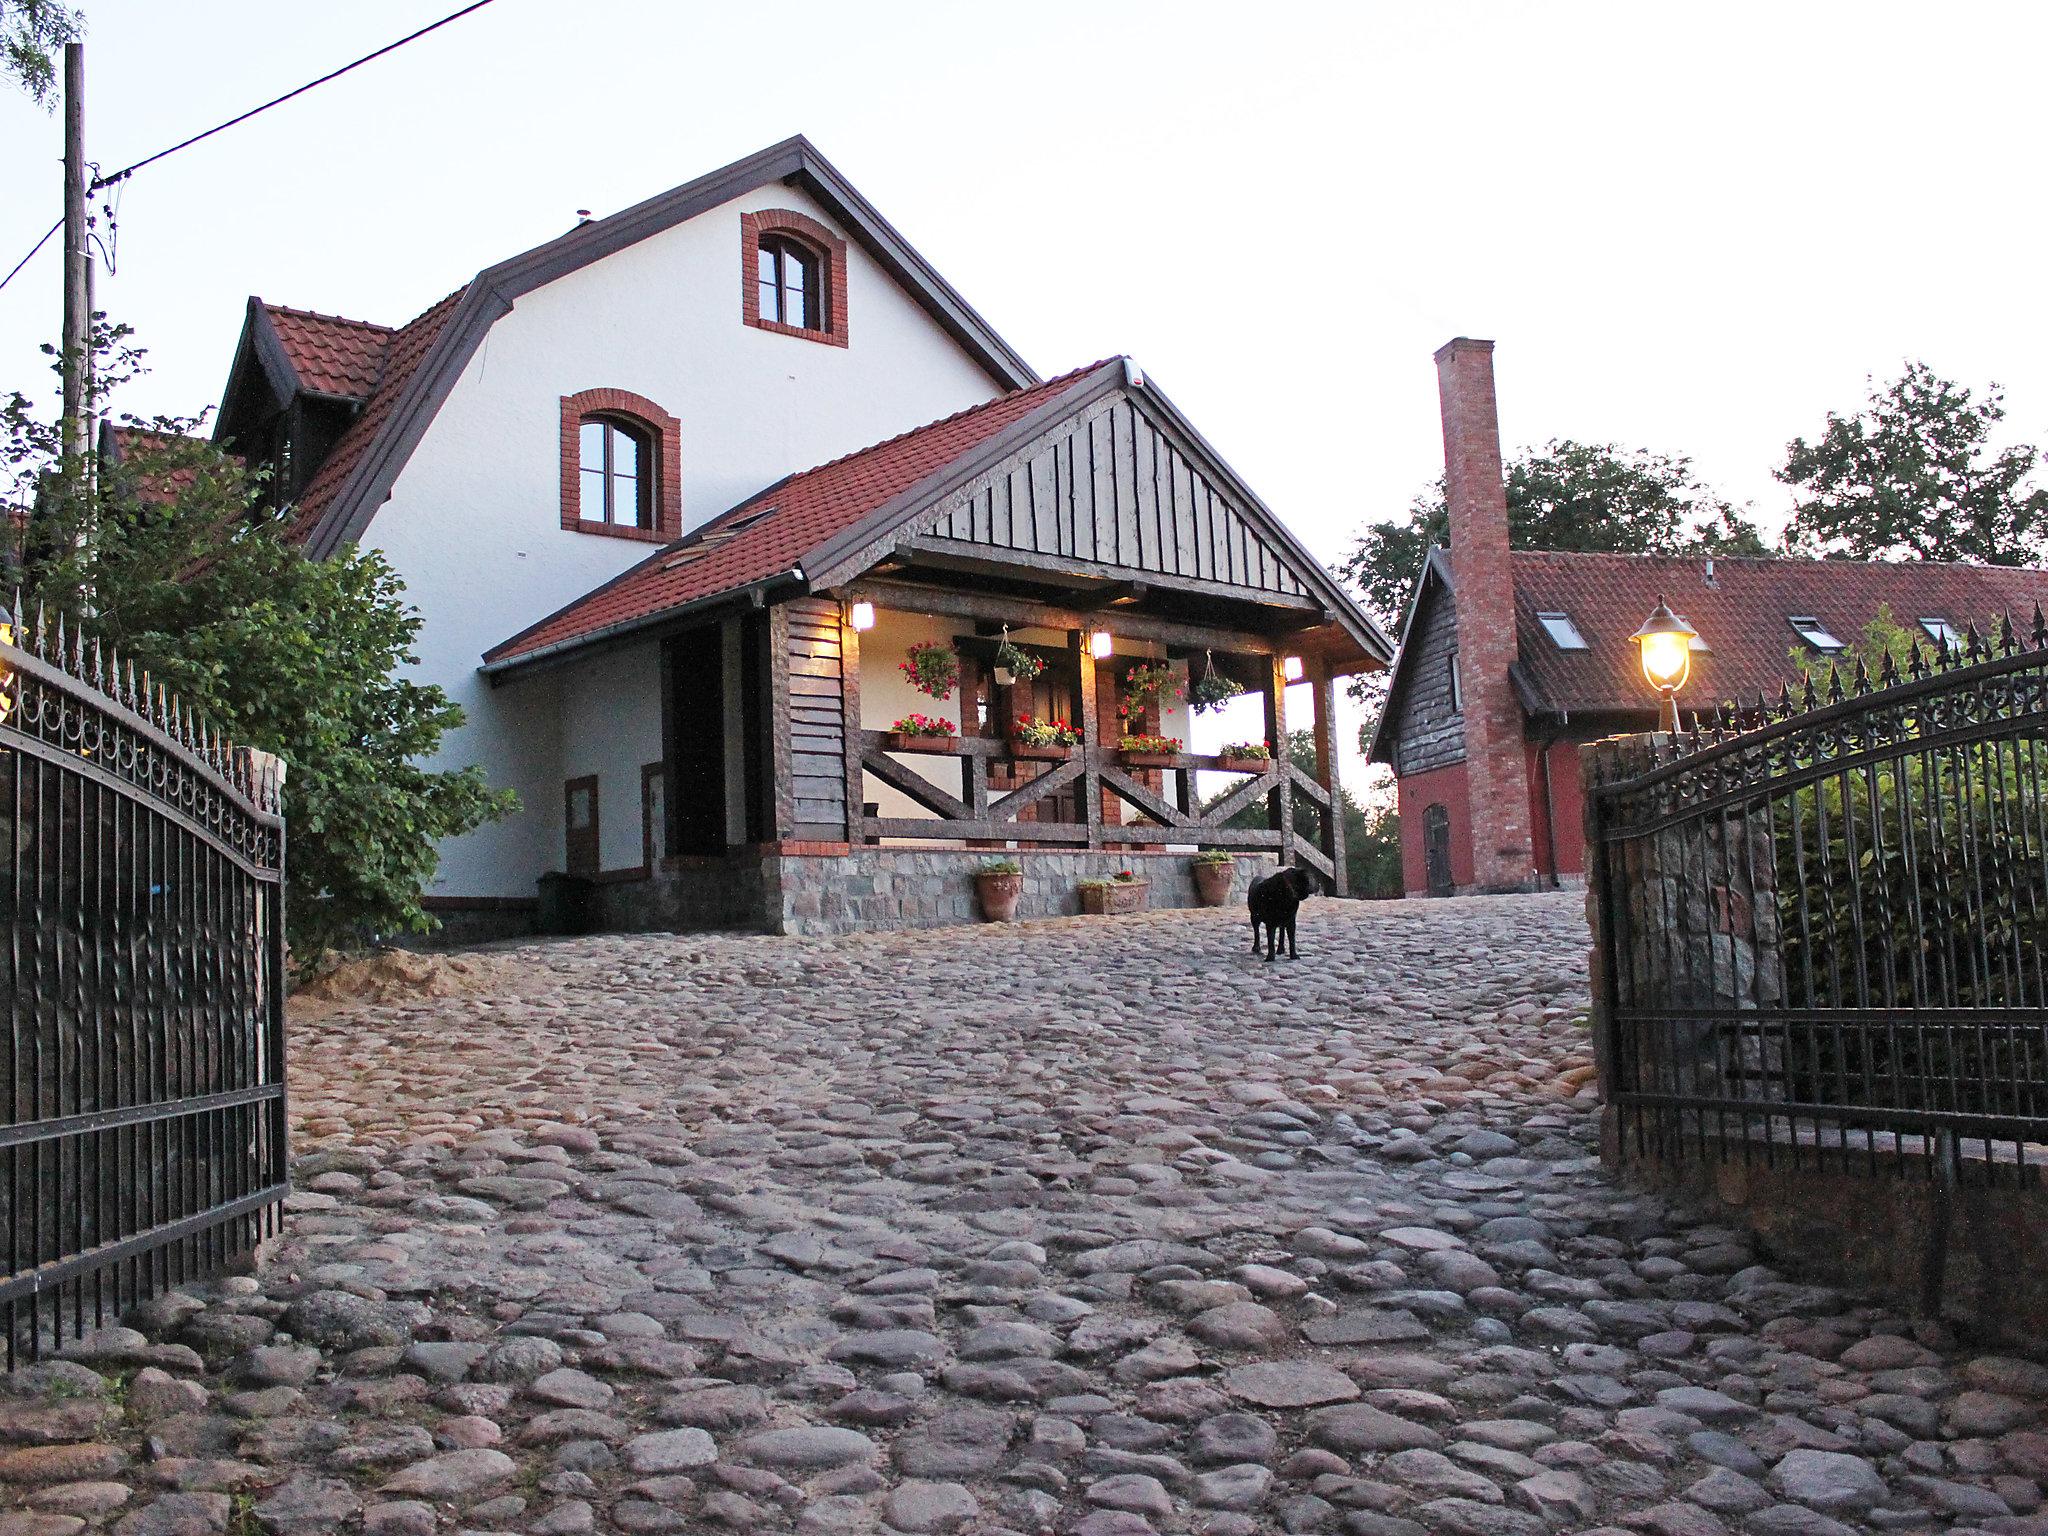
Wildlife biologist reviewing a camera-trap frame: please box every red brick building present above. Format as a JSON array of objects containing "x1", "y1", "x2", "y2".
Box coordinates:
[{"x1": 1369, "y1": 338, "x2": 2048, "y2": 897}]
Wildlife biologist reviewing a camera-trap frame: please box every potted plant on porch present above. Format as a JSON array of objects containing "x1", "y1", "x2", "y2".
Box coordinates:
[
  {"x1": 975, "y1": 858, "x2": 1024, "y2": 922},
  {"x1": 1215, "y1": 740, "x2": 1273, "y2": 774},
  {"x1": 1117, "y1": 732, "x2": 1183, "y2": 768},
  {"x1": 884, "y1": 713, "x2": 958, "y2": 753},
  {"x1": 1009, "y1": 714, "x2": 1081, "y2": 760},
  {"x1": 1190, "y1": 849, "x2": 1236, "y2": 906},
  {"x1": 1078, "y1": 869, "x2": 1149, "y2": 915}
]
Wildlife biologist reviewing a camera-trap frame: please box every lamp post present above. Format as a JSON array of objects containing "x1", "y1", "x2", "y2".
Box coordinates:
[{"x1": 1631, "y1": 596, "x2": 1696, "y2": 733}]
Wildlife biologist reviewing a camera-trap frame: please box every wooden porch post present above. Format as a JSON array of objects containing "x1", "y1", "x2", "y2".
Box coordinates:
[
  {"x1": 1310, "y1": 659, "x2": 1348, "y2": 896},
  {"x1": 839, "y1": 606, "x2": 864, "y2": 844},
  {"x1": 720, "y1": 616, "x2": 748, "y2": 847},
  {"x1": 767, "y1": 603, "x2": 795, "y2": 841},
  {"x1": 1072, "y1": 629, "x2": 1103, "y2": 851},
  {"x1": 1263, "y1": 655, "x2": 1294, "y2": 866}
]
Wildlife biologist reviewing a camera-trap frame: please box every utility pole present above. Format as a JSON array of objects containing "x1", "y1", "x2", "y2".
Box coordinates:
[{"x1": 60, "y1": 41, "x2": 87, "y2": 464}]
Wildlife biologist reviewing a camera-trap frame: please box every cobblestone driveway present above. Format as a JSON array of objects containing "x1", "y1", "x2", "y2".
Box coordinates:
[{"x1": 6, "y1": 893, "x2": 2048, "y2": 1536}]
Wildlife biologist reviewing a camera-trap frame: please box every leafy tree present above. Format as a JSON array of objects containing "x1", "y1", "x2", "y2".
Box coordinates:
[
  {"x1": 3, "y1": 320, "x2": 516, "y2": 962},
  {"x1": 1342, "y1": 441, "x2": 1764, "y2": 741},
  {"x1": 2, "y1": 0, "x2": 81, "y2": 107},
  {"x1": 1201, "y1": 729, "x2": 1397, "y2": 897},
  {"x1": 1779, "y1": 362, "x2": 2048, "y2": 565}
]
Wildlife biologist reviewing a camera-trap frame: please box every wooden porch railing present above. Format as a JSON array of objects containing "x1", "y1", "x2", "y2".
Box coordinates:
[{"x1": 856, "y1": 731, "x2": 1335, "y2": 881}]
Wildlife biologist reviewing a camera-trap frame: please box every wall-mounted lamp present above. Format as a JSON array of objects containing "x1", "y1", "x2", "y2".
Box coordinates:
[
  {"x1": 1089, "y1": 629, "x2": 1114, "y2": 660},
  {"x1": 848, "y1": 600, "x2": 876, "y2": 633},
  {"x1": 1282, "y1": 655, "x2": 1305, "y2": 683},
  {"x1": 1631, "y1": 595, "x2": 1697, "y2": 732}
]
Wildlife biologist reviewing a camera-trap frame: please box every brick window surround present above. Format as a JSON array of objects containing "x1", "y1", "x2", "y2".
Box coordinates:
[
  {"x1": 559, "y1": 388, "x2": 683, "y2": 542},
  {"x1": 741, "y1": 209, "x2": 850, "y2": 348}
]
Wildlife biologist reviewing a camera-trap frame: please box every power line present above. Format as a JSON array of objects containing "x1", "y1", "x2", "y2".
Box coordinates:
[
  {"x1": 0, "y1": 221, "x2": 61, "y2": 296},
  {"x1": 0, "y1": 0, "x2": 499, "y2": 295},
  {"x1": 90, "y1": 0, "x2": 498, "y2": 192}
]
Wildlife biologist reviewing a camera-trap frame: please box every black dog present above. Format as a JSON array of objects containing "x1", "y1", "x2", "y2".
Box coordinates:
[{"x1": 1248, "y1": 866, "x2": 1314, "y2": 961}]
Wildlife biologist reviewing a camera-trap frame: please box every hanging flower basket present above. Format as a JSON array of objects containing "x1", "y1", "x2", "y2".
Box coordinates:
[
  {"x1": 899, "y1": 641, "x2": 960, "y2": 700},
  {"x1": 991, "y1": 633, "x2": 1045, "y2": 688},
  {"x1": 1117, "y1": 732, "x2": 1182, "y2": 768},
  {"x1": 884, "y1": 713, "x2": 958, "y2": 753},
  {"x1": 1009, "y1": 714, "x2": 1080, "y2": 760},
  {"x1": 1190, "y1": 654, "x2": 1246, "y2": 716},
  {"x1": 1117, "y1": 661, "x2": 1183, "y2": 726}
]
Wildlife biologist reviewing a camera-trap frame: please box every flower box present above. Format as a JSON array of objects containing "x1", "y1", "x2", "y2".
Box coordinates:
[
  {"x1": 1118, "y1": 751, "x2": 1179, "y2": 769},
  {"x1": 1079, "y1": 879, "x2": 1149, "y2": 915},
  {"x1": 884, "y1": 731, "x2": 958, "y2": 754},
  {"x1": 1215, "y1": 756, "x2": 1272, "y2": 774},
  {"x1": 1007, "y1": 739, "x2": 1074, "y2": 761}
]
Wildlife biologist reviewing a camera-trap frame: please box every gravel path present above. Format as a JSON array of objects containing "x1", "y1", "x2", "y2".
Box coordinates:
[{"x1": 4, "y1": 892, "x2": 2044, "y2": 1536}]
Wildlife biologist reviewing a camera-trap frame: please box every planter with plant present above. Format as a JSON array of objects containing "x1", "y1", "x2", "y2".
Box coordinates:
[
  {"x1": 1117, "y1": 660, "x2": 1183, "y2": 728},
  {"x1": 1009, "y1": 714, "x2": 1082, "y2": 760},
  {"x1": 1078, "y1": 868, "x2": 1149, "y2": 915},
  {"x1": 884, "y1": 713, "x2": 958, "y2": 753},
  {"x1": 1190, "y1": 849, "x2": 1236, "y2": 906},
  {"x1": 975, "y1": 858, "x2": 1024, "y2": 922},
  {"x1": 1117, "y1": 732, "x2": 1183, "y2": 767},
  {"x1": 991, "y1": 627, "x2": 1045, "y2": 688},
  {"x1": 1215, "y1": 740, "x2": 1273, "y2": 773},
  {"x1": 899, "y1": 640, "x2": 960, "y2": 700}
]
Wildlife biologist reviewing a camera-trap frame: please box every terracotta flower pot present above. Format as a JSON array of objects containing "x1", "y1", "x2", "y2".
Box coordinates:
[
  {"x1": 975, "y1": 871, "x2": 1023, "y2": 923},
  {"x1": 1118, "y1": 751, "x2": 1178, "y2": 769},
  {"x1": 1215, "y1": 756, "x2": 1272, "y2": 774},
  {"x1": 1007, "y1": 739, "x2": 1074, "y2": 761},
  {"x1": 1192, "y1": 859, "x2": 1234, "y2": 906},
  {"x1": 1080, "y1": 880, "x2": 1149, "y2": 915},
  {"x1": 884, "y1": 731, "x2": 957, "y2": 754}
]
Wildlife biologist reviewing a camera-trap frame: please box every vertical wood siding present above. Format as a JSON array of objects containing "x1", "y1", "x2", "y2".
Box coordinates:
[
  {"x1": 1392, "y1": 577, "x2": 1468, "y2": 776},
  {"x1": 784, "y1": 596, "x2": 848, "y2": 832},
  {"x1": 922, "y1": 398, "x2": 1309, "y2": 596}
]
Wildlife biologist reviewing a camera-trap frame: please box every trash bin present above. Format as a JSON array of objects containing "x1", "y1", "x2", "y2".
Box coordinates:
[{"x1": 536, "y1": 871, "x2": 596, "y2": 936}]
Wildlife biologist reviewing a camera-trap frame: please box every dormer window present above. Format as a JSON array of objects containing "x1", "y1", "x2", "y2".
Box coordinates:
[
  {"x1": 757, "y1": 237, "x2": 820, "y2": 331},
  {"x1": 1789, "y1": 616, "x2": 1845, "y2": 652},
  {"x1": 579, "y1": 415, "x2": 653, "y2": 529},
  {"x1": 1536, "y1": 612, "x2": 1589, "y2": 650}
]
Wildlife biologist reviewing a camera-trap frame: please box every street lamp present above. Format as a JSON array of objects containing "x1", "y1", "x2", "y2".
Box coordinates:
[{"x1": 1631, "y1": 595, "x2": 1696, "y2": 733}]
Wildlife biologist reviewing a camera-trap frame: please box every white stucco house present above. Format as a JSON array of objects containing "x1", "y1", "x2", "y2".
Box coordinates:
[{"x1": 170, "y1": 138, "x2": 1388, "y2": 937}]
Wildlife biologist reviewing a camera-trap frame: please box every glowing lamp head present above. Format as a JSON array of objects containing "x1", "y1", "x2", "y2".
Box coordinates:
[
  {"x1": 1631, "y1": 597, "x2": 1697, "y2": 693},
  {"x1": 1089, "y1": 629, "x2": 1114, "y2": 660},
  {"x1": 1282, "y1": 654, "x2": 1305, "y2": 683},
  {"x1": 847, "y1": 600, "x2": 876, "y2": 633}
]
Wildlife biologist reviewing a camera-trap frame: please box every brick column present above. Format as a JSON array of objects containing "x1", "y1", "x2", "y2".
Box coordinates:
[{"x1": 1436, "y1": 336, "x2": 1534, "y2": 891}]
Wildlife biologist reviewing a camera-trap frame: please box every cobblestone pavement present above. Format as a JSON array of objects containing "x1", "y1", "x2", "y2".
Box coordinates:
[{"x1": 5, "y1": 893, "x2": 2047, "y2": 1536}]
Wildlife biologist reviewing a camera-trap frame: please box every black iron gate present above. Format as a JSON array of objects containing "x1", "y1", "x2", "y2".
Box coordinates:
[
  {"x1": 1, "y1": 607, "x2": 287, "y2": 1363},
  {"x1": 1586, "y1": 616, "x2": 2048, "y2": 1182}
]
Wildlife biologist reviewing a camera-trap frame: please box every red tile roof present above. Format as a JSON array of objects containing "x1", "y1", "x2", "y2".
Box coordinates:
[
  {"x1": 485, "y1": 361, "x2": 1115, "y2": 667},
  {"x1": 284, "y1": 290, "x2": 464, "y2": 543},
  {"x1": 1509, "y1": 549, "x2": 2048, "y2": 715},
  {"x1": 103, "y1": 426, "x2": 235, "y2": 502},
  {"x1": 262, "y1": 303, "x2": 393, "y2": 400}
]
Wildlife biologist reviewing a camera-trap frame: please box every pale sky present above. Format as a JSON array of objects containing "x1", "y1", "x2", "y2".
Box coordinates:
[{"x1": 5, "y1": 0, "x2": 2046, "y2": 791}]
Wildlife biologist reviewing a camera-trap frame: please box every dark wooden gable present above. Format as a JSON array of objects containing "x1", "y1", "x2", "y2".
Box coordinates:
[{"x1": 907, "y1": 392, "x2": 1311, "y2": 600}]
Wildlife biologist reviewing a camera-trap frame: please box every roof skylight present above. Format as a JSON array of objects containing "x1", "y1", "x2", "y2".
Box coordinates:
[
  {"x1": 1789, "y1": 616, "x2": 1845, "y2": 651},
  {"x1": 1535, "y1": 612, "x2": 1589, "y2": 650}
]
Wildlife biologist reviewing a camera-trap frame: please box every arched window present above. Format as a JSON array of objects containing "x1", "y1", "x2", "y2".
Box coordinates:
[
  {"x1": 578, "y1": 413, "x2": 653, "y2": 529},
  {"x1": 757, "y1": 235, "x2": 821, "y2": 331}
]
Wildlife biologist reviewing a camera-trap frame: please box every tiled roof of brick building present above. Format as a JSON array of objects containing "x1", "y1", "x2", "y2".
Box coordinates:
[
  {"x1": 484, "y1": 362, "x2": 1116, "y2": 668},
  {"x1": 284, "y1": 290, "x2": 464, "y2": 544},
  {"x1": 102, "y1": 426, "x2": 238, "y2": 502},
  {"x1": 1508, "y1": 549, "x2": 2048, "y2": 715},
  {"x1": 261, "y1": 303, "x2": 393, "y2": 400}
]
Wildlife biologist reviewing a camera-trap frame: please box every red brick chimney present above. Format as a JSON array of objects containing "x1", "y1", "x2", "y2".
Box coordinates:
[{"x1": 1435, "y1": 337, "x2": 1534, "y2": 891}]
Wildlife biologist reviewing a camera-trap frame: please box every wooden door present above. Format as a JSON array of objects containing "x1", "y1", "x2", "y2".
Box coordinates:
[
  {"x1": 1423, "y1": 802, "x2": 1453, "y2": 897},
  {"x1": 564, "y1": 775, "x2": 600, "y2": 878}
]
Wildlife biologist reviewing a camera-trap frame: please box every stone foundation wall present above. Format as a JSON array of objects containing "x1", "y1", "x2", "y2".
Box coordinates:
[
  {"x1": 593, "y1": 847, "x2": 1278, "y2": 937},
  {"x1": 1608, "y1": 1109, "x2": 2048, "y2": 1351}
]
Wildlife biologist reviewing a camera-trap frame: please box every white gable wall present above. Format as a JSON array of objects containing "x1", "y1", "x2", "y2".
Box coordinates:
[{"x1": 362, "y1": 182, "x2": 1007, "y2": 899}]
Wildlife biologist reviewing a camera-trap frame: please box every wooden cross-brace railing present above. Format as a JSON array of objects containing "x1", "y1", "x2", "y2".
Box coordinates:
[{"x1": 855, "y1": 731, "x2": 1333, "y2": 878}]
